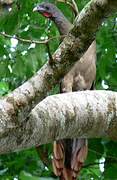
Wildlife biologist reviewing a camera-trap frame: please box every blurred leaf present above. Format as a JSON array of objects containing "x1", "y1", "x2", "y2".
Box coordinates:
[{"x1": 0, "y1": 81, "x2": 9, "y2": 95}]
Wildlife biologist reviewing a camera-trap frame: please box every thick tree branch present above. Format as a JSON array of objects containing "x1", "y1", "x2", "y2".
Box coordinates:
[
  {"x1": 1, "y1": 0, "x2": 117, "y2": 126},
  {"x1": 0, "y1": 90, "x2": 117, "y2": 154}
]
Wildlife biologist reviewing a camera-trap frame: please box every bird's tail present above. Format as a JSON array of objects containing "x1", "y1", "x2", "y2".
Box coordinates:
[{"x1": 52, "y1": 139, "x2": 88, "y2": 180}]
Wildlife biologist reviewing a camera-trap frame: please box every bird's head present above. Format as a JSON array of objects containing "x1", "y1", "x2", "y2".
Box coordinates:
[{"x1": 33, "y1": 2, "x2": 59, "y2": 19}]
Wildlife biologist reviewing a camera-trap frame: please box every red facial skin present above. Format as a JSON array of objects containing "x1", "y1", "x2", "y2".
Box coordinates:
[{"x1": 43, "y1": 12, "x2": 52, "y2": 18}]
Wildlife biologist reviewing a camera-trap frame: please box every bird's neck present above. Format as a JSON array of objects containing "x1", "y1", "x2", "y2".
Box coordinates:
[{"x1": 52, "y1": 12, "x2": 73, "y2": 35}]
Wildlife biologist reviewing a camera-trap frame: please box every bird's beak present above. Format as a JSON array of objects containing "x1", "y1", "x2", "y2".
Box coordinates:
[
  {"x1": 33, "y1": 7, "x2": 38, "y2": 12},
  {"x1": 33, "y1": 6, "x2": 45, "y2": 13}
]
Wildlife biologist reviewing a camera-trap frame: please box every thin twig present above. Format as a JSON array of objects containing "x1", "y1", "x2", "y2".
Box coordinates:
[
  {"x1": 83, "y1": 162, "x2": 104, "y2": 168},
  {"x1": 36, "y1": 146, "x2": 52, "y2": 168},
  {"x1": 57, "y1": 0, "x2": 79, "y2": 16},
  {"x1": 71, "y1": 0, "x2": 79, "y2": 15},
  {"x1": 89, "y1": 148, "x2": 117, "y2": 160},
  {"x1": 83, "y1": 160, "x2": 117, "y2": 168},
  {"x1": 0, "y1": 32, "x2": 66, "y2": 45}
]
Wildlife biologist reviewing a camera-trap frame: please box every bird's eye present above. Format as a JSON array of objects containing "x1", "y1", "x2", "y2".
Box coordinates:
[{"x1": 45, "y1": 6, "x2": 49, "y2": 10}]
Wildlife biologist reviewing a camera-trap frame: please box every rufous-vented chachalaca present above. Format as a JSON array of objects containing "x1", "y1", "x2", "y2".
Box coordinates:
[{"x1": 33, "y1": 3, "x2": 96, "y2": 180}]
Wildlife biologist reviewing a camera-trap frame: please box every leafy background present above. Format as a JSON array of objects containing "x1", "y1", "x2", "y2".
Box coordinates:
[{"x1": 0, "y1": 0, "x2": 117, "y2": 179}]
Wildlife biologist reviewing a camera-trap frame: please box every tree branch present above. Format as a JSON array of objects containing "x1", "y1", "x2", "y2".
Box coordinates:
[
  {"x1": 0, "y1": 32, "x2": 65, "y2": 44},
  {"x1": 0, "y1": 90, "x2": 117, "y2": 154},
  {"x1": 1, "y1": 0, "x2": 116, "y2": 127}
]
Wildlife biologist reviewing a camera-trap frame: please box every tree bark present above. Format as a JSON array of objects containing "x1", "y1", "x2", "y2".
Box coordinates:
[
  {"x1": 0, "y1": 0, "x2": 117, "y2": 154},
  {"x1": 0, "y1": 90, "x2": 117, "y2": 154}
]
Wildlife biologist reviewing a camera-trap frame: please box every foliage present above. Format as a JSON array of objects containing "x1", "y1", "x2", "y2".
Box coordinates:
[{"x1": 0, "y1": 0, "x2": 117, "y2": 179}]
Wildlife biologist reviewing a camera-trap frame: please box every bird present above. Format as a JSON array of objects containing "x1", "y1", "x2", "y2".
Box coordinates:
[{"x1": 33, "y1": 2, "x2": 96, "y2": 180}]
